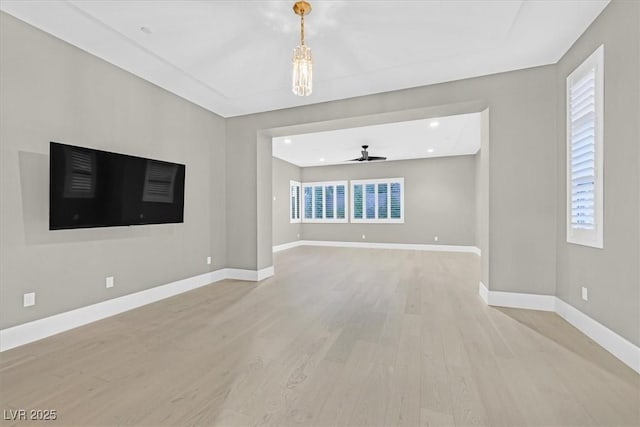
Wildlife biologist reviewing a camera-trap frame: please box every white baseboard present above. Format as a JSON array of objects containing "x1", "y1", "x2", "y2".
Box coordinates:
[
  {"x1": 486, "y1": 290, "x2": 556, "y2": 312},
  {"x1": 0, "y1": 266, "x2": 273, "y2": 352},
  {"x1": 554, "y1": 298, "x2": 640, "y2": 374},
  {"x1": 274, "y1": 239, "x2": 480, "y2": 255},
  {"x1": 225, "y1": 266, "x2": 274, "y2": 281},
  {"x1": 478, "y1": 282, "x2": 489, "y2": 304},
  {"x1": 479, "y1": 282, "x2": 640, "y2": 373},
  {"x1": 273, "y1": 241, "x2": 304, "y2": 253},
  {"x1": 257, "y1": 266, "x2": 275, "y2": 281}
]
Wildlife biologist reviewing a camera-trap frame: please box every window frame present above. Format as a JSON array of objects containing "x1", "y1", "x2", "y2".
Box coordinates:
[
  {"x1": 289, "y1": 180, "x2": 301, "y2": 223},
  {"x1": 351, "y1": 177, "x2": 405, "y2": 224},
  {"x1": 302, "y1": 180, "x2": 348, "y2": 223},
  {"x1": 566, "y1": 45, "x2": 604, "y2": 249}
]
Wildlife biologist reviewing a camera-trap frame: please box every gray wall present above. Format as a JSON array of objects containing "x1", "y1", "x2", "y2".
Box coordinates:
[
  {"x1": 299, "y1": 156, "x2": 476, "y2": 246},
  {"x1": 476, "y1": 110, "x2": 490, "y2": 286},
  {"x1": 272, "y1": 157, "x2": 302, "y2": 246},
  {"x1": 555, "y1": 0, "x2": 640, "y2": 346},
  {"x1": 227, "y1": 66, "x2": 557, "y2": 294},
  {"x1": 0, "y1": 12, "x2": 226, "y2": 329}
]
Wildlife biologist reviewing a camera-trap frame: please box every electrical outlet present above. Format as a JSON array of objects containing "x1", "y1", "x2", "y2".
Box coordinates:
[
  {"x1": 207, "y1": 256, "x2": 212, "y2": 265},
  {"x1": 362, "y1": 234, "x2": 366, "y2": 240},
  {"x1": 434, "y1": 236, "x2": 439, "y2": 242},
  {"x1": 581, "y1": 286, "x2": 588, "y2": 301},
  {"x1": 106, "y1": 276, "x2": 114, "y2": 288},
  {"x1": 23, "y1": 292, "x2": 35, "y2": 307}
]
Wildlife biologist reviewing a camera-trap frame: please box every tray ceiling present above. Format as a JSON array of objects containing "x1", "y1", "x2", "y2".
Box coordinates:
[{"x1": 1, "y1": 0, "x2": 609, "y2": 117}]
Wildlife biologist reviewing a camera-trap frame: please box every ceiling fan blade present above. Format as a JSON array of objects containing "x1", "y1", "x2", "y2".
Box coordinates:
[{"x1": 347, "y1": 145, "x2": 385, "y2": 162}]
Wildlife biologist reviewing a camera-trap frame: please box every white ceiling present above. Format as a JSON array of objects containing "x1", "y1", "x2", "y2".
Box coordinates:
[
  {"x1": 1, "y1": 0, "x2": 608, "y2": 117},
  {"x1": 273, "y1": 112, "x2": 480, "y2": 167}
]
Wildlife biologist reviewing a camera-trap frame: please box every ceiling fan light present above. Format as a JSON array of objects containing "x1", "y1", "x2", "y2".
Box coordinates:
[{"x1": 292, "y1": 45, "x2": 313, "y2": 96}]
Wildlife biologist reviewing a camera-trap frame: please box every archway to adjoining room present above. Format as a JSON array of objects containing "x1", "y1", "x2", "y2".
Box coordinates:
[{"x1": 257, "y1": 102, "x2": 490, "y2": 292}]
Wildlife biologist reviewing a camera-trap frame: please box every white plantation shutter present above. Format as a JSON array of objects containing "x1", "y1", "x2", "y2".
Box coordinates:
[
  {"x1": 390, "y1": 182, "x2": 402, "y2": 219},
  {"x1": 377, "y1": 183, "x2": 388, "y2": 219},
  {"x1": 351, "y1": 178, "x2": 404, "y2": 223},
  {"x1": 304, "y1": 186, "x2": 312, "y2": 219},
  {"x1": 301, "y1": 181, "x2": 348, "y2": 223},
  {"x1": 314, "y1": 186, "x2": 323, "y2": 218},
  {"x1": 365, "y1": 184, "x2": 376, "y2": 219},
  {"x1": 325, "y1": 185, "x2": 334, "y2": 219},
  {"x1": 567, "y1": 45, "x2": 604, "y2": 248},
  {"x1": 570, "y1": 69, "x2": 596, "y2": 229},
  {"x1": 353, "y1": 184, "x2": 363, "y2": 219},
  {"x1": 289, "y1": 181, "x2": 301, "y2": 223},
  {"x1": 336, "y1": 185, "x2": 346, "y2": 219}
]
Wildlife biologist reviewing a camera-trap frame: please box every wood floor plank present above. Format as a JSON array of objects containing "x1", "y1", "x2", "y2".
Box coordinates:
[
  {"x1": 315, "y1": 340, "x2": 378, "y2": 426},
  {"x1": 1, "y1": 247, "x2": 638, "y2": 426}
]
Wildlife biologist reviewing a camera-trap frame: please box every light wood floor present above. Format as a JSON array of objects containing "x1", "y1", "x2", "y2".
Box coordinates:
[{"x1": 1, "y1": 247, "x2": 638, "y2": 426}]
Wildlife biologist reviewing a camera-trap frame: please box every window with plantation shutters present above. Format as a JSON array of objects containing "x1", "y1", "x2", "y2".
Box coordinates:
[
  {"x1": 289, "y1": 181, "x2": 301, "y2": 223},
  {"x1": 566, "y1": 45, "x2": 604, "y2": 248},
  {"x1": 301, "y1": 181, "x2": 348, "y2": 223},
  {"x1": 351, "y1": 178, "x2": 404, "y2": 223}
]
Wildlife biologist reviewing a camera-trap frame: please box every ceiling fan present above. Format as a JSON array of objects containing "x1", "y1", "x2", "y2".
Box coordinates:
[{"x1": 349, "y1": 145, "x2": 387, "y2": 162}]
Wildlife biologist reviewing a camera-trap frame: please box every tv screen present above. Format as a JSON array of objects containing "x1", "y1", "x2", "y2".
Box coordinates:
[{"x1": 49, "y1": 142, "x2": 185, "y2": 230}]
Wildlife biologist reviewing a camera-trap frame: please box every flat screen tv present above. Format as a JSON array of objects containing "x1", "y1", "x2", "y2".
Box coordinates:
[{"x1": 50, "y1": 142, "x2": 185, "y2": 230}]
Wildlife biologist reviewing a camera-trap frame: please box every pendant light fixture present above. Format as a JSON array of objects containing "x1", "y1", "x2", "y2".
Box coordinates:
[{"x1": 292, "y1": 1, "x2": 312, "y2": 96}]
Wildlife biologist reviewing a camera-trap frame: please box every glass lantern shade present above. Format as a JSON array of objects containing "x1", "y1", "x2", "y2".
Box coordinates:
[{"x1": 292, "y1": 44, "x2": 313, "y2": 96}]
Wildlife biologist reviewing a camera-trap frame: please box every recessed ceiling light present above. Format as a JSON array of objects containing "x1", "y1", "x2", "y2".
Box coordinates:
[
  {"x1": 427, "y1": 148, "x2": 435, "y2": 153},
  {"x1": 140, "y1": 26, "x2": 153, "y2": 35},
  {"x1": 430, "y1": 121, "x2": 439, "y2": 128},
  {"x1": 319, "y1": 157, "x2": 325, "y2": 162},
  {"x1": 284, "y1": 138, "x2": 292, "y2": 144}
]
